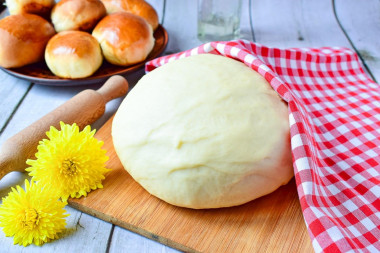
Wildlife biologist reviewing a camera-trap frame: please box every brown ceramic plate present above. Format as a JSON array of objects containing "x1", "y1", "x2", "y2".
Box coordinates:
[{"x1": 0, "y1": 25, "x2": 168, "y2": 86}]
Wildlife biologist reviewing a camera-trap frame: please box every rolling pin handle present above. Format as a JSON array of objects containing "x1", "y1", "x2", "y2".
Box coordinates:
[{"x1": 96, "y1": 75, "x2": 129, "y2": 102}]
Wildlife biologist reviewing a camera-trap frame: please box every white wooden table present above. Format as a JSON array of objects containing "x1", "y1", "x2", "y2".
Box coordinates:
[{"x1": 0, "y1": 0, "x2": 379, "y2": 252}]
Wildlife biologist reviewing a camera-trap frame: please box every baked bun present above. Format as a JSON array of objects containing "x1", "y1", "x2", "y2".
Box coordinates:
[
  {"x1": 92, "y1": 12, "x2": 154, "y2": 66},
  {"x1": 51, "y1": 0, "x2": 106, "y2": 32},
  {"x1": 0, "y1": 14, "x2": 55, "y2": 68},
  {"x1": 112, "y1": 54, "x2": 293, "y2": 209},
  {"x1": 101, "y1": 0, "x2": 159, "y2": 30},
  {"x1": 45, "y1": 31, "x2": 103, "y2": 78},
  {"x1": 5, "y1": 0, "x2": 55, "y2": 18}
]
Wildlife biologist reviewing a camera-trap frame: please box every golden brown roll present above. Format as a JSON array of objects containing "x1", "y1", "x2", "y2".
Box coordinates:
[
  {"x1": 5, "y1": 0, "x2": 55, "y2": 18},
  {"x1": 51, "y1": 0, "x2": 107, "y2": 32},
  {"x1": 0, "y1": 14, "x2": 55, "y2": 68},
  {"x1": 92, "y1": 12, "x2": 154, "y2": 66},
  {"x1": 45, "y1": 31, "x2": 103, "y2": 78},
  {"x1": 101, "y1": 0, "x2": 159, "y2": 30}
]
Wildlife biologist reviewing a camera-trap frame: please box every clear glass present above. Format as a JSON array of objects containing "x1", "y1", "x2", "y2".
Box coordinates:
[{"x1": 197, "y1": 0, "x2": 242, "y2": 42}]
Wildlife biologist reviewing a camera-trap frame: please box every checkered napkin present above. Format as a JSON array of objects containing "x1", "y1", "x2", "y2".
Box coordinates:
[{"x1": 145, "y1": 40, "x2": 380, "y2": 252}]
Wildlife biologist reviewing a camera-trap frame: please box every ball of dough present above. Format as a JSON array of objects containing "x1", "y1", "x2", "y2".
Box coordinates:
[
  {"x1": 45, "y1": 31, "x2": 103, "y2": 78},
  {"x1": 101, "y1": 0, "x2": 159, "y2": 30},
  {"x1": 6, "y1": 0, "x2": 55, "y2": 17},
  {"x1": 112, "y1": 54, "x2": 293, "y2": 209},
  {"x1": 0, "y1": 14, "x2": 55, "y2": 68},
  {"x1": 51, "y1": 0, "x2": 107, "y2": 32},
  {"x1": 92, "y1": 12, "x2": 154, "y2": 66}
]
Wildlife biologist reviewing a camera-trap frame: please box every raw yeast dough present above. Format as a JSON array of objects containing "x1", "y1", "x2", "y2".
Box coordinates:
[{"x1": 112, "y1": 54, "x2": 293, "y2": 209}]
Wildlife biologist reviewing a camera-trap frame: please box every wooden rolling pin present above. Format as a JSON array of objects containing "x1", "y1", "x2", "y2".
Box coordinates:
[{"x1": 0, "y1": 75, "x2": 128, "y2": 180}]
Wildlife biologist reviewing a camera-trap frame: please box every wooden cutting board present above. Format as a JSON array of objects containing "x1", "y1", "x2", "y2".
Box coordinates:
[{"x1": 69, "y1": 116, "x2": 313, "y2": 253}]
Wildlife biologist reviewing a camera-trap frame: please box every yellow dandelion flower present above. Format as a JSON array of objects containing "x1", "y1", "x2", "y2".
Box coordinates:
[
  {"x1": 26, "y1": 122, "x2": 109, "y2": 202},
  {"x1": 0, "y1": 179, "x2": 68, "y2": 246}
]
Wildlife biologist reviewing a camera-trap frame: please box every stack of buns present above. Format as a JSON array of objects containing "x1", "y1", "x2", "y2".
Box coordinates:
[{"x1": 0, "y1": 0, "x2": 158, "y2": 79}]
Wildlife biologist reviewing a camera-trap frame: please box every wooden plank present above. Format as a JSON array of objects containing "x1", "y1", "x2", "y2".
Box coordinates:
[
  {"x1": 251, "y1": 0, "x2": 352, "y2": 48},
  {"x1": 0, "y1": 73, "x2": 30, "y2": 133},
  {"x1": 0, "y1": 84, "x2": 88, "y2": 144},
  {"x1": 109, "y1": 226, "x2": 179, "y2": 253},
  {"x1": 0, "y1": 206, "x2": 113, "y2": 253},
  {"x1": 334, "y1": 0, "x2": 380, "y2": 82},
  {"x1": 52, "y1": 208, "x2": 113, "y2": 252},
  {"x1": 162, "y1": 0, "x2": 199, "y2": 53},
  {"x1": 162, "y1": 0, "x2": 254, "y2": 54},
  {"x1": 0, "y1": 70, "x2": 145, "y2": 144},
  {"x1": 69, "y1": 116, "x2": 313, "y2": 253},
  {"x1": 2, "y1": 85, "x2": 74, "y2": 131},
  {"x1": 146, "y1": 0, "x2": 165, "y2": 24},
  {"x1": 239, "y1": 0, "x2": 255, "y2": 41}
]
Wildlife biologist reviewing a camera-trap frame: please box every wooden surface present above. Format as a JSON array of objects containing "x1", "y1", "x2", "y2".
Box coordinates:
[
  {"x1": 0, "y1": 0, "x2": 379, "y2": 252},
  {"x1": 69, "y1": 116, "x2": 313, "y2": 253}
]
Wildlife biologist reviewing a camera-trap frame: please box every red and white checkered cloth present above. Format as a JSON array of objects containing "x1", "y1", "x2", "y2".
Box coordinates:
[{"x1": 146, "y1": 40, "x2": 380, "y2": 253}]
